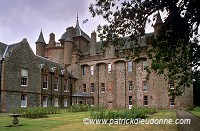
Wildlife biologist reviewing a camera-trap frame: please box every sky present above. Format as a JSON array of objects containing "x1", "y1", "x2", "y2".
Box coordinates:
[{"x1": 0, "y1": 0, "x2": 154, "y2": 53}]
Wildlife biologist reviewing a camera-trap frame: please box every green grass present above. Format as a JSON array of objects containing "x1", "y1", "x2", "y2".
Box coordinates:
[
  {"x1": 0, "y1": 110, "x2": 178, "y2": 131},
  {"x1": 190, "y1": 106, "x2": 200, "y2": 117}
]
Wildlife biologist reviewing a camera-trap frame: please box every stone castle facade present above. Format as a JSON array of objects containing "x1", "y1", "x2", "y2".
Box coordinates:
[{"x1": 0, "y1": 13, "x2": 193, "y2": 112}]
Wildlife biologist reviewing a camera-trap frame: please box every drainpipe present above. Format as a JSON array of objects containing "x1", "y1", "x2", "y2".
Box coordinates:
[
  {"x1": 97, "y1": 65, "x2": 99, "y2": 107},
  {"x1": 125, "y1": 62, "x2": 127, "y2": 109},
  {"x1": 60, "y1": 75, "x2": 63, "y2": 108},
  {"x1": 0, "y1": 58, "x2": 4, "y2": 112},
  {"x1": 51, "y1": 73, "x2": 53, "y2": 106}
]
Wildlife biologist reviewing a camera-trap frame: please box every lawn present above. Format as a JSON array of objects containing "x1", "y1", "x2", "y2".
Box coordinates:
[
  {"x1": 0, "y1": 110, "x2": 178, "y2": 131},
  {"x1": 190, "y1": 106, "x2": 200, "y2": 117}
]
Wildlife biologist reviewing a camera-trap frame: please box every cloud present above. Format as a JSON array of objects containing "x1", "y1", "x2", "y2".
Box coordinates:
[{"x1": 0, "y1": 0, "x2": 89, "y2": 45}]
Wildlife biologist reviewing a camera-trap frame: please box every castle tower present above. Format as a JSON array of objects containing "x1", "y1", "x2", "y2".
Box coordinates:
[
  {"x1": 35, "y1": 30, "x2": 46, "y2": 57},
  {"x1": 90, "y1": 31, "x2": 96, "y2": 56},
  {"x1": 154, "y1": 11, "x2": 163, "y2": 37},
  {"x1": 64, "y1": 26, "x2": 74, "y2": 66}
]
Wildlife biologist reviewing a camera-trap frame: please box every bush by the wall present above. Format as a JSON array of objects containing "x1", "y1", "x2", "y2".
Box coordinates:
[
  {"x1": 11, "y1": 106, "x2": 60, "y2": 119},
  {"x1": 90, "y1": 107, "x2": 157, "y2": 119}
]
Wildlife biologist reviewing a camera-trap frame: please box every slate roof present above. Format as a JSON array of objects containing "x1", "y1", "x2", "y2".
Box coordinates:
[
  {"x1": 59, "y1": 17, "x2": 91, "y2": 42},
  {"x1": 83, "y1": 33, "x2": 153, "y2": 55},
  {"x1": 36, "y1": 30, "x2": 46, "y2": 43},
  {"x1": 0, "y1": 42, "x2": 20, "y2": 60},
  {"x1": 36, "y1": 55, "x2": 64, "y2": 72},
  {"x1": 36, "y1": 55, "x2": 75, "y2": 78},
  {"x1": 74, "y1": 18, "x2": 91, "y2": 42},
  {"x1": 0, "y1": 42, "x2": 7, "y2": 59}
]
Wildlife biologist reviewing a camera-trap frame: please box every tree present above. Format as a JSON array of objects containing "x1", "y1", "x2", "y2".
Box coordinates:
[{"x1": 89, "y1": 0, "x2": 200, "y2": 97}]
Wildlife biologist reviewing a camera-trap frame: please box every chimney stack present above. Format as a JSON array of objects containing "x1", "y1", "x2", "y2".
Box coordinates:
[
  {"x1": 49, "y1": 33, "x2": 55, "y2": 46},
  {"x1": 90, "y1": 31, "x2": 96, "y2": 56}
]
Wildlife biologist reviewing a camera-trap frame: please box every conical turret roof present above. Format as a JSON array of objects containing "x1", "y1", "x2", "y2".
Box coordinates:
[{"x1": 36, "y1": 30, "x2": 46, "y2": 43}]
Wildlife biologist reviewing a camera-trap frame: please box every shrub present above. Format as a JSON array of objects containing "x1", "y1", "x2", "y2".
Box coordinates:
[
  {"x1": 89, "y1": 107, "x2": 157, "y2": 120},
  {"x1": 69, "y1": 104, "x2": 89, "y2": 112},
  {"x1": 11, "y1": 106, "x2": 60, "y2": 119}
]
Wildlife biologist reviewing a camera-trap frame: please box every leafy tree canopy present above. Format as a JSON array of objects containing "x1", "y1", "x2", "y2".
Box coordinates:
[{"x1": 89, "y1": 0, "x2": 200, "y2": 97}]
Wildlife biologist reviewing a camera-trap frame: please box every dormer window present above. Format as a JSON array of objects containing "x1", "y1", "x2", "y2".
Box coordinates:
[{"x1": 52, "y1": 67, "x2": 56, "y2": 72}]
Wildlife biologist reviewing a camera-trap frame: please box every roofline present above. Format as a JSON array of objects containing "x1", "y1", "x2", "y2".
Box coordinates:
[{"x1": 2, "y1": 45, "x2": 9, "y2": 58}]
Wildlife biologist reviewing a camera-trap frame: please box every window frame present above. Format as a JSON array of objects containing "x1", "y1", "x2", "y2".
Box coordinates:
[
  {"x1": 64, "y1": 97, "x2": 68, "y2": 107},
  {"x1": 91, "y1": 66, "x2": 94, "y2": 75},
  {"x1": 83, "y1": 83, "x2": 86, "y2": 93},
  {"x1": 91, "y1": 83, "x2": 94, "y2": 93},
  {"x1": 144, "y1": 96, "x2": 148, "y2": 106},
  {"x1": 82, "y1": 66, "x2": 86, "y2": 75},
  {"x1": 128, "y1": 61, "x2": 133, "y2": 72},
  {"x1": 143, "y1": 81, "x2": 148, "y2": 92},
  {"x1": 54, "y1": 76, "x2": 59, "y2": 91},
  {"x1": 128, "y1": 81, "x2": 133, "y2": 92},
  {"x1": 170, "y1": 98, "x2": 175, "y2": 106},
  {"x1": 101, "y1": 83, "x2": 105, "y2": 93},
  {"x1": 21, "y1": 68, "x2": 28, "y2": 86},
  {"x1": 42, "y1": 96, "x2": 48, "y2": 107},
  {"x1": 54, "y1": 97, "x2": 59, "y2": 107},
  {"x1": 169, "y1": 81, "x2": 175, "y2": 89},
  {"x1": 64, "y1": 79, "x2": 69, "y2": 92},
  {"x1": 108, "y1": 63, "x2": 112, "y2": 73},
  {"x1": 21, "y1": 94, "x2": 27, "y2": 108},
  {"x1": 142, "y1": 59, "x2": 148, "y2": 71},
  {"x1": 43, "y1": 74, "x2": 48, "y2": 89},
  {"x1": 129, "y1": 96, "x2": 132, "y2": 105}
]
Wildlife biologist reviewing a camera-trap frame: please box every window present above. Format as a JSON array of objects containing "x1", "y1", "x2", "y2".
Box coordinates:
[
  {"x1": 64, "y1": 97, "x2": 68, "y2": 107},
  {"x1": 142, "y1": 59, "x2": 147, "y2": 70},
  {"x1": 169, "y1": 81, "x2": 174, "y2": 89},
  {"x1": 21, "y1": 68, "x2": 28, "y2": 86},
  {"x1": 21, "y1": 94, "x2": 27, "y2": 107},
  {"x1": 170, "y1": 98, "x2": 175, "y2": 106},
  {"x1": 101, "y1": 83, "x2": 105, "y2": 93},
  {"x1": 83, "y1": 84, "x2": 86, "y2": 93},
  {"x1": 91, "y1": 66, "x2": 94, "y2": 75},
  {"x1": 91, "y1": 83, "x2": 94, "y2": 93},
  {"x1": 128, "y1": 61, "x2": 133, "y2": 72},
  {"x1": 128, "y1": 81, "x2": 133, "y2": 92},
  {"x1": 143, "y1": 81, "x2": 148, "y2": 92},
  {"x1": 54, "y1": 77, "x2": 59, "y2": 91},
  {"x1": 54, "y1": 97, "x2": 59, "y2": 107},
  {"x1": 64, "y1": 79, "x2": 68, "y2": 92},
  {"x1": 43, "y1": 96, "x2": 48, "y2": 107},
  {"x1": 129, "y1": 96, "x2": 132, "y2": 105},
  {"x1": 91, "y1": 98, "x2": 94, "y2": 106},
  {"x1": 108, "y1": 63, "x2": 112, "y2": 73},
  {"x1": 82, "y1": 66, "x2": 86, "y2": 75},
  {"x1": 144, "y1": 96, "x2": 148, "y2": 106},
  {"x1": 43, "y1": 74, "x2": 48, "y2": 89}
]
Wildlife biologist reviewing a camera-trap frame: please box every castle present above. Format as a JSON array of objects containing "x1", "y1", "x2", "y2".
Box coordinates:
[{"x1": 0, "y1": 13, "x2": 193, "y2": 112}]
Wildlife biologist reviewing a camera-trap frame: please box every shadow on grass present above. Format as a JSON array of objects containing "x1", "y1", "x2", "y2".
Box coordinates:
[{"x1": 5, "y1": 124, "x2": 25, "y2": 127}]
